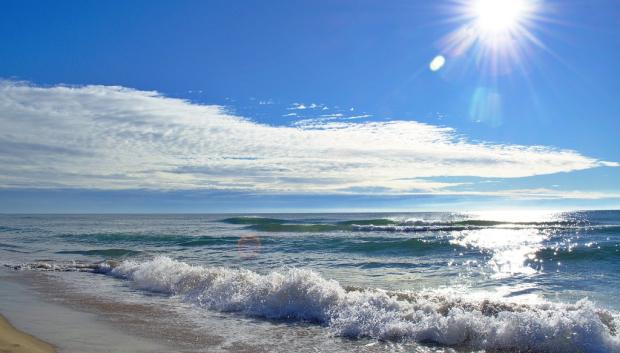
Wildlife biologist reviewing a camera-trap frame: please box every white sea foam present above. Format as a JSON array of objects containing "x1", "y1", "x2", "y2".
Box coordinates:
[{"x1": 99, "y1": 256, "x2": 619, "y2": 353}]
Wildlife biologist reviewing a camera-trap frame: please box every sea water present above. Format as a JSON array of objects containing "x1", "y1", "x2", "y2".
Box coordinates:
[{"x1": 1, "y1": 211, "x2": 619, "y2": 352}]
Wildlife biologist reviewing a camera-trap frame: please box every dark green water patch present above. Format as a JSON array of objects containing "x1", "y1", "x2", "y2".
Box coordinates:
[
  {"x1": 179, "y1": 236, "x2": 239, "y2": 247},
  {"x1": 534, "y1": 244, "x2": 620, "y2": 262},
  {"x1": 247, "y1": 223, "x2": 349, "y2": 233},
  {"x1": 222, "y1": 217, "x2": 288, "y2": 225},
  {"x1": 57, "y1": 232, "x2": 181, "y2": 244},
  {"x1": 338, "y1": 219, "x2": 398, "y2": 226},
  {"x1": 0, "y1": 242, "x2": 21, "y2": 249},
  {"x1": 56, "y1": 248, "x2": 142, "y2": 258},
  {"x1": 344, "y1": 238, "x2": 452, "y2": 254}
]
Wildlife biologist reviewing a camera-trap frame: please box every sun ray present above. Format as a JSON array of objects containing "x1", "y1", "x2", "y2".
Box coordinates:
[{"x1": 438, "y1": 0, "x2": 546, "y2": 76}]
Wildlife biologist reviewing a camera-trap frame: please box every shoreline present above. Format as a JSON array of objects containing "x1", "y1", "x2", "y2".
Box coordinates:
[
  {"x1": 0, "y1": 269, "x2": 176, "y2": 353},
  {"x1": 0, "y1": 314, "x2": 56, "y2": 353},
  {"x1": 0, "y1": 267, "x2": 394, "y2": 353},
  {"x1": 2, "y1": 261, "x2": 620, "y2": 353}
]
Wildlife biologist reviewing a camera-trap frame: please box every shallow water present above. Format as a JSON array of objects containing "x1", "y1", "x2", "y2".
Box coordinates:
[
  {"x1": 0, "y1": 271, "x2": 170, "y2": 353},
  {"x1": 1, "y1": 211, "x2": 619, "y2": 352}
]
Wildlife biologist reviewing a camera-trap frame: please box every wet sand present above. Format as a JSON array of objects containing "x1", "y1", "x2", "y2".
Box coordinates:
[
  {"x1": 0, "y1": 314, "x2": 56, "y2": 353},
  {"x1": 0, "y1": 269, "x2": 175, "y2": 353}
]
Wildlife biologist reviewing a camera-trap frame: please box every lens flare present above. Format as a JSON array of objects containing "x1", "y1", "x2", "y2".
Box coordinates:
[{"x1": 429, "y1": 55, "x2": 446, "y2": 71}]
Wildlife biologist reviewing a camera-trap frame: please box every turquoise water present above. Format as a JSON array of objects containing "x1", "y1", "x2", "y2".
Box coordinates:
[{"x1": 1, "y1": 211, "x2": 619, "y2": 352}]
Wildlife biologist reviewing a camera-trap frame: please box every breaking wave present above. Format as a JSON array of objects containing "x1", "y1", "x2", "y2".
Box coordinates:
[{"x1": 89, "y1": 256, "x2": 620, "y2": 353}]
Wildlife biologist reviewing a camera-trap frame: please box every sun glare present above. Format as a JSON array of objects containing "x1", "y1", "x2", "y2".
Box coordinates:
[
  {"x1": 437, "y1": 0, "x2": 543, "y2": 76},
  {"x1": 471, "y1": 0, "x2": 529, "y2": 34}
]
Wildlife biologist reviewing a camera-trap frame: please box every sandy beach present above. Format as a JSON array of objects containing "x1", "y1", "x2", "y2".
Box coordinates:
[{"x1": 0, "y1": 314, "x2": 55, "y2": 353}]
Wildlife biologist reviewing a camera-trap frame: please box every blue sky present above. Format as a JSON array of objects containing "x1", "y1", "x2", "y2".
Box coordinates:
[{"x1": 0, "y1": 0, "x2": 619, "y2": 212}]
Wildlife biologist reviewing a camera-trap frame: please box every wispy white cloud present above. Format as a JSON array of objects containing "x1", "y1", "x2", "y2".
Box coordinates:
[
  {"x1": 0, "y1": 81, "x2": 615, "y2": 195},
  {"x1": 288, "y1": 102, "x2": 307, "y2": 110},
  {"x1": 489, "y1": 188, "x2": 620, "y2": 200},
  {"x1": 288, "y1": 102, "x2": 321, "y2": 110},
  {"x1": 348, "y1": 114, "x2": 371, "y2": 119},
  {"x1": 601, "y1": 161, "x2": 620, "y2": 167},
  {"x1": 424, "y1": 189, "x2": 620, "y2": 200},
  {"x1": 292, "y1": 113, "x2": 372, "y2": 129}
]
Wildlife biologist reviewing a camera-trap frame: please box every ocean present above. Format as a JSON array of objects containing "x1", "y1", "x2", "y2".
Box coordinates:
[{"x1": 1, "y1": 211, "x2": 619, "y2": 352}]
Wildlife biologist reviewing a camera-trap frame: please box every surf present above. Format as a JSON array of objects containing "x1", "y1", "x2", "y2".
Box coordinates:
[{"x1": 13, "y1": 256, "x2": 616, "y2": 353}]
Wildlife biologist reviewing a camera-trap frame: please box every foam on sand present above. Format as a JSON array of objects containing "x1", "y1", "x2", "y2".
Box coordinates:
[{"x1": 97, "y1": 256, "x2": 619, "y2": 353}]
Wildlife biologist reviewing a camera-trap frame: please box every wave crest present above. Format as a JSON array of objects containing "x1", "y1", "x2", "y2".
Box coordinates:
[
  {"x1": 222, "y1": 216, "x2": 616, "y2": 233},
  {"x1": 101, "y1": 256, "x2": 619, "y2": 352}
]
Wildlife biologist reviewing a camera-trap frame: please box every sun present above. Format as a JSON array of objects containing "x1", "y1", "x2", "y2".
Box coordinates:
[
  {"x1": 436, "y1": 0, "x2": 543, "y2": 75},
  {"x1": 470, "y1": 0, "x2": 531, "y2": 35}
]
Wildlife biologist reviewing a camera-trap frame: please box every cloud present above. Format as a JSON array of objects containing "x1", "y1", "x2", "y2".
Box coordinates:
[
  {"x1": 292, "y1": 113, "x2": 372, "y2": 129},
  {"x1": 0, "y1": 81, "x2": 616, "y2": 194},
  {"x1": 288, "y1": 102, "x2": 321, "y2": 110},
  {"x1": 428, "y1": 188, "x2": 620, "y2": 200},
  {"x1": 288, "y1": 103, "x2": 307, "y2": 110},
  {"x1": 601, "y1": 161, "x2": 620, "y2": 167},
  {"x1": 496, "y1": 189, "x2": 620, "y2": 200}
]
